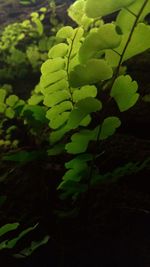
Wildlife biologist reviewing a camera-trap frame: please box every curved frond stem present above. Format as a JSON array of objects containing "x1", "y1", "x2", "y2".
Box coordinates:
[{"x1": 66, "y1": 28, "x2": 79, "y2": 103}]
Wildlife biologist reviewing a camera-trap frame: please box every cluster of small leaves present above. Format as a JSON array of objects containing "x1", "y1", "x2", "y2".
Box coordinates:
[
  {"x1": 0, "y1": 85, "x2": 24, "y2": 152},
  {"x1": 0, "y1": 83, "x2": 49, "y2": 159},
  {"x1": 0, "y1": 6, "x2": 60, "y2": 80},
  {"x1": 39, "y1": 0, "x2": 150, "y2": 198}
]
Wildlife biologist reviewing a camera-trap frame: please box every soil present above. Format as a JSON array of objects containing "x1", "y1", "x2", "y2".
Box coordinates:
[{"x1": 0, "y1": 1, "x2": 150, "y2": 267}]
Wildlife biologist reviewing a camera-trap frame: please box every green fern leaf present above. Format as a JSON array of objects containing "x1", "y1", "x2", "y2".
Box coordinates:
[
  {"x1": 41, "y1": 58, "x2": 66, "y2": 75},
  {"x1": 106, "y1": 23, "x2": 150, "y2": 66},
  {"x1": 73, "y1": 85, "x2": 97, "y2": 102},
  {"x1": 0, "y1": 103, "x2": 6, "y2": 113},
  {"x1": 49, "y1": 112, "x2": 70, "y2": 129},
  {"x1": 85, "y1": 0, "x2": 136, "y2": 18},
  {"x1": 68, "y1": 0, "x2": 94, "y2": 29},
  {"x1": 48, "y1": 43, "x2": 68, "y2": 58},
  {"x1": 56, "y1": 26, "x2": 74, "y2": 39},
  {"x1": 6, "y1": 95, "x2": 19, "y2": 107},
  {"x1": 66, "y1": 129, "x2": 96, "y2": 154},
  {"x1": 50, "y1": 125, "x2": 70, "y2": 144},
  {"x1": 111, "y1": 75, "x2": 139, "y2": 111},
  {"x1": 116, "y1": 0, "x2": 150, "y2": 33},
  {"x1": 28, "y1": 95, "x2": 43, "y2": 105},
  {"x1": 0, "y1": 223, "x2": 19, "y2": 238},
  {"x1": 41, "y1": 70, "x2": 67, "y2": 88},
  {"x1": 99, "y1": 117, "x2": 121, "y2": 140},
  {"x1": 46, "y1": 101, "x2": 73, "y2": 121},
  {"x1": 58, "y1": 154, "x2": 92, "y2": 186},
  {"x1": 69, "y1": 59, "x2": 113, "y2": 87},
  {"x1": 67, "y1": 97, "x2": 102, "y2": 129},
  {"x1": 41, "y1": 79, "x2": 69, "y2": 96},
  {"x1": 0, "y1": 89, "x2": 7, "y2": 103},
  {"x1": 79, "y1": 24, "x2": 122, "y2": 63},
  {"x1": 43, "y1": 90, "x2": 71, "y2": 107},
  {"x1": 5, "y1": 107, "x2": 15, "y2": 119}
]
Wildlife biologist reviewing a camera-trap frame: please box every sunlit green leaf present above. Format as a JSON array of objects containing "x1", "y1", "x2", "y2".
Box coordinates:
[
  {"x1": 116, "y1": 0, "x2": 150, "y2": 33},
  {"x1": 48, "y1": 43, "x2": 68, "y2": 58},
  {"x1": 111, "y1": 75, "x2": 139, "y2": 111},
  {"x1": 41, "y1": 79, "x2": 68, "y2": 96},
  {"x1": 68, "y1": 0, "x2": 93, "y2": 28},
  {"x1": 6, "y1": 95, "x2": 19, "y2": 107},
  {"x1": 73, "y1": 85, "x2": 97, "y2": 102},
  {"x1": 106, "y1": 23, "x2": 150, "y2": 66},
  {"x1": 44, "y1": 90, "x2": 71, "y2": 107},
  {"x1": 46, "y1": 101, "x2": 72, "y2": 120},
  {"x1": 50, "y1": 112, "x2": 70, "y2": 129},
  {"x1": 79, "y1": 24, "x2": 122, "y2": 63},
  {"x1": 41, "y1": 70, "x2": 67, "y2": 88},
  {"x1": 85, "y1": 0, "x2": 136, "y2": 18},
  {"x1": 56, "y1": 26, "x2": 74, "y2": 39},
  {"x1": 67, "y1": 97, "x2": 102, "y2": 129},
  {"x1": 41, "y1": 58, "x2": 66, "y2": 75},
  {"x1": 28, "y1": 95, "x2": 43, "y2": 105}
]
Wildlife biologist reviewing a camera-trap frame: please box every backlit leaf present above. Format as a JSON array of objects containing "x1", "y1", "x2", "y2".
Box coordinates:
[
  {"x1": 28, "y1": 95, "x2": 43, "y2": 105},
  {"x1": 48, "y1": 43, "x2": 68, "y2": 58},
  {"x1": 111, "y1": 75, "x2": 139, "y2": 111},
  {"x1": 116, "y1": 0, "x2": 150, "y2": 33},
  {"x1": 73, "y1": 85, "x2": 97, "y2": 102},
  {"x1": 44, "y1": 90, "x2": 71, "y2": 107},
  {"x1": 41, "y1": 70, "x2": 67, "y2": 88},
  {"x1": 41, "y1": 58, "x2": 65, "y2": 75},
  {"x1": 56, "y1": 26, "x2": 74, "y2": 39},
  {"x1": 85, "y1": 0, "x2": 136, "y2": 18},
  {"x1": 106, "y1": 23, "x2": 150, "y2": 66},
  {"x1": 79, "y1": 24, "x2": 122, "y2": 63},
  {"x1": 67, "y1": 97, "x2": 102, "y2": 129},
  {"x1": 6, "y1": 95, "x2": 19, "y2": 107}
]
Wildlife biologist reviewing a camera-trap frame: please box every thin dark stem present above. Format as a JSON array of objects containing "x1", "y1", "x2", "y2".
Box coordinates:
[
  {"x1": 111, "y1": 49, "x2": 122, "y2": 57},
  {"x1": 124, "y1": 7, "x2": 137, "y2": 17},
  {"x1": 66, "y1": 28, "x2": 79, "y2": 104}
]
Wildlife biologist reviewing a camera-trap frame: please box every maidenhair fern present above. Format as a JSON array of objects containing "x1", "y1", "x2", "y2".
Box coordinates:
[
  {"x1": 40, "y1": 25, "x2": 111, "y2": 144},
  {"x1": 39, "y1": 0, "x2": 150, "y2": 198}
]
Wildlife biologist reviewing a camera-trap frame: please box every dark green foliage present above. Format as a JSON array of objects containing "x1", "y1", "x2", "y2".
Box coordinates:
[{"x1": 0, "y1": 0, "x2": 150, "y2": 256}]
